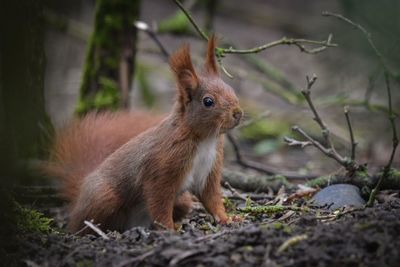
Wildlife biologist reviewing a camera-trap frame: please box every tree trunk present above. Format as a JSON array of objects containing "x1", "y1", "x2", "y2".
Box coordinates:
[
  {"x1": 77, "y1": 0, "x2": 141, "y2": 115},
  {"x1": 0, "y1": 0, "x2": 51, "y2": 263}
]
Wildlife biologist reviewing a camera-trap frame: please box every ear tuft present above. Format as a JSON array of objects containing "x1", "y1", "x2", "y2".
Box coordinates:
[
  {"x1": 170, "y1": 44, "x2": 199, "y2": 107},
  {"x1": 205, "y1": 34, "x2": 219, "y2": 75}
]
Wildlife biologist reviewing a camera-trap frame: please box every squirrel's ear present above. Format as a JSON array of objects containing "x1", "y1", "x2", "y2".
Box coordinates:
[
  {"x1": 205, "y1": 34, "x2": 218, "y2": 75},
  {"x1": 170, "y1": 44, "x2": 199, "y2": 104}
]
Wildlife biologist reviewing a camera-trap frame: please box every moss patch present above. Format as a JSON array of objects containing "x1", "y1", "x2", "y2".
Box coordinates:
[{"x1": 15, "y1": 203, "x2": 54, "y2": 234}]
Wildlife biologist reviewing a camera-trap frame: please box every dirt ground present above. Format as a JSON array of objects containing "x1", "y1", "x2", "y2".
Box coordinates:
[{"x1": 19, "y1": 191, "x2": 400, "y2": 267}]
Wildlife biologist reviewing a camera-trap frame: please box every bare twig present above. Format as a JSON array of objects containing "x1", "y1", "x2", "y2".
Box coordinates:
[
  {"x1": 218, "y1": 34, "x2": 336, "y2": 55},
  {"x1": 181, "y1": 0, "x2": 339, "y2": 57},
  {"x1": 302, "y1": 75, "x2": 335, "y2": 150},
  {"x1": 322, "y1": 11, "x2": 393, "y2": 76},
  {"x1": 367, "y1": 72, "x2": 399, "y2": 206},
  {"x1": 223, "y1": 181, "x2": 247, "y2": 201},
  {"x1": 174, "y1": 0, "x2": 337, "y2": 78},
  {"x1": 227, "y1": 133, "x2": 318, "y2": 179},
  {"x1": 83, "y1": 220, "x2": 109, "y2": 240},
  {"x1": 283, "y1": 136, "x2": 312, "y2": 148},
  {"x1": 290, "y1": 125, "x2": 347, "y2": 166},
  {"x1": 344, "y1": 106, "x2": 357, "y2": 161},
  {"x1": 134, "y1": 21, "x2": 170, "y2": 60},
  {"x1": 284, "y1": 75, "x2": 359, "y2": 173},
  {"x1": 72, "y1": 224, "x2": 90, "y2": 236},
  {"x1": 174, "y1": 0, "x2": 209, "y2": 41}
]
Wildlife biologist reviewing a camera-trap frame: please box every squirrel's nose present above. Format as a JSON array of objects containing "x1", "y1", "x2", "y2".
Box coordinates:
[{"x1": 233, "y1": 108, "x2": 243, "y2": 122}]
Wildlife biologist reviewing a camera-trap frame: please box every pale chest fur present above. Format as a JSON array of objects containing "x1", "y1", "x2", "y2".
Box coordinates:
[{"x1": 181, "y1": 137, "x2": 218, "y2": 195}]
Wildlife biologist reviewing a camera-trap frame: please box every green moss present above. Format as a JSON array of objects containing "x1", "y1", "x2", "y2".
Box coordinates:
[
  {"x1": 375, "y1": 168, "x2": 400, "y2": 190},
  {"x1": 15, "y1": 203, "x2": 53, "y2": 234},
  {"x1": 158, "y1": 11, "x2": 191, "y2": 34},
  {"x1": 94, "y1": 77, "x2": 120, "y2": 109},
  {"x1": 272, "y1": 222, "x2": 283, "y2": 230},
  {"x1": 354, "y1": 166, "x2": 370, "y2": 179},
  {"x1": 388, "y1": 168, "x2": 400, "y2": 179},
  {"x1": 223, "y1": 197, "x2": 236, "y2": 212},
  {"x1": 245, "y1": 196, "x2": 252, "y2": 208},
  {"x1": 305, "y1": 175, "x2": 332, "y2": 188},
  {"x1": 238, "y1": 205, "x2": 307, "y2": 215},
  {"x1": 77, "y1": 0, "x2": 140, "y2": 115}
]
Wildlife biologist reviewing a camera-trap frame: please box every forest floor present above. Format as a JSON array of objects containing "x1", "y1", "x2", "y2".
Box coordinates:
[{"x1": 19, "y1": 189, "x2": 400, "y2": 267}]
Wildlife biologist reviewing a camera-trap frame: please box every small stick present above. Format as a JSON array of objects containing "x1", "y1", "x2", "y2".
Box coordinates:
[
  {"x1": 134, "y1": 21, "x2": 170, "y2": 60},
  {"x1": 72, "y1": 224, "x2": 90, "y2": 236},
  {"x1": 283, "y1": 136, "x2": 312, "y2": 148},
  {"x1": 291, "y1": 125, "x2": 346, "y2": 166},
  {"x1": 83, "y1": 220, "x2": 109, "y2": 240},
  {"x1": 173, "y1": 0, "x2": 209, "y2": 41},
  {"x1": 302, "y1": 74, "x2": 335, "y2": 150},
  {"x1": 219, "y1": 35, "x2": 337, "y2": 55},
  {"x1": 223, "y1": 181, "x2": 247, "y2": 201},
  {"x1": 344, "y1": 106, "x2": 357, "y2": 161}
]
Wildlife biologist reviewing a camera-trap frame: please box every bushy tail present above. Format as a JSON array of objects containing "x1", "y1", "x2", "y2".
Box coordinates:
[{"x1": 43, "y1": 111, "x2": 163, "y2": 202}]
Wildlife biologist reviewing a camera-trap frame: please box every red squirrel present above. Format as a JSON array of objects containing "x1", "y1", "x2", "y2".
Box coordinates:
[{"x1": 45, "y1": 36, "x2": 243, "y2": 233}]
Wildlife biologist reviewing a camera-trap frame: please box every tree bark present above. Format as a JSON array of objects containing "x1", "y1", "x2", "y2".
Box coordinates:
[{"x1": 77, "y1": 0, "x2": 141, "y2": 114}]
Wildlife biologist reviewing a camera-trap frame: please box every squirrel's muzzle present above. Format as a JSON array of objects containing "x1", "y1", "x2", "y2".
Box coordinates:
[{"x1": 232, "y1": 108, "x2": 243, "y2": 125}]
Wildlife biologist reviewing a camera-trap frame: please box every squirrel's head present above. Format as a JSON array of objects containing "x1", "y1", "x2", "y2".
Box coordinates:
[{"x1": 170, "y1": 35, "x2": 243, "y2": 138}]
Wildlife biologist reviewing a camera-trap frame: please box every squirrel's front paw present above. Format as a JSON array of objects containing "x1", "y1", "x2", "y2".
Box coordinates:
[{"x1": 216, "y1": 214, "x2": 243, "y2": 225}]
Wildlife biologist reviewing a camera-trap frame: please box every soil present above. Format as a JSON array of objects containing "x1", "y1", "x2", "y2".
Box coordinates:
[{"x1": 19, "y1": 193, "x2": 400, "y2": 267}]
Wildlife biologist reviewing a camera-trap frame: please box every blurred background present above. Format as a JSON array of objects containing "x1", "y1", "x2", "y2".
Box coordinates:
[
  {"x1": 0, "y1": 0, "x2": 399, "y2": 250},
  {"x1": 42, "y1": 0, "x2": 400, "y2": 174}
]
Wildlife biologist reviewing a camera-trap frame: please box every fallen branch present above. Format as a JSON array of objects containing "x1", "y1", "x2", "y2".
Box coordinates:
[
  {"x1": 305, "y1": 170, "x2": 400, "y2": 190},
  {"x1": 222, "y1": 169, "x2": 294, "y2": 193},
  {"x1": 223, "y1": 181, "x2": 247, "y2": 201}
]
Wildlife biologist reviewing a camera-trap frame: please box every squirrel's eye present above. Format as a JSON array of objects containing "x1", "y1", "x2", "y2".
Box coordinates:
[{"x1": 203, "y1": 97, "x2": 214, "y2": 107}]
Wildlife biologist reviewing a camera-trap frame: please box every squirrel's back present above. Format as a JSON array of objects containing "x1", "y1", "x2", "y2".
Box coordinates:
[{"x1": 45, "y1": 111, "x2": 163, "y2": 202}]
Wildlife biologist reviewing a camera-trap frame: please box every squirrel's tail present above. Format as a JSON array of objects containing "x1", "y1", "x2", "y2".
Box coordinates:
[{"x1": 43, "y1": 111, "x2": 163, "y2": 202}]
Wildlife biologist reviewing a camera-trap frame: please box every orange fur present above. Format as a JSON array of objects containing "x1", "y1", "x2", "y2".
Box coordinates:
[
  {"x1": 44, "y1": 37, "x2": 243, "y2": 233},
  {"x1": 44, "y1": 111, "x2": 163, "y2": 202}
]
